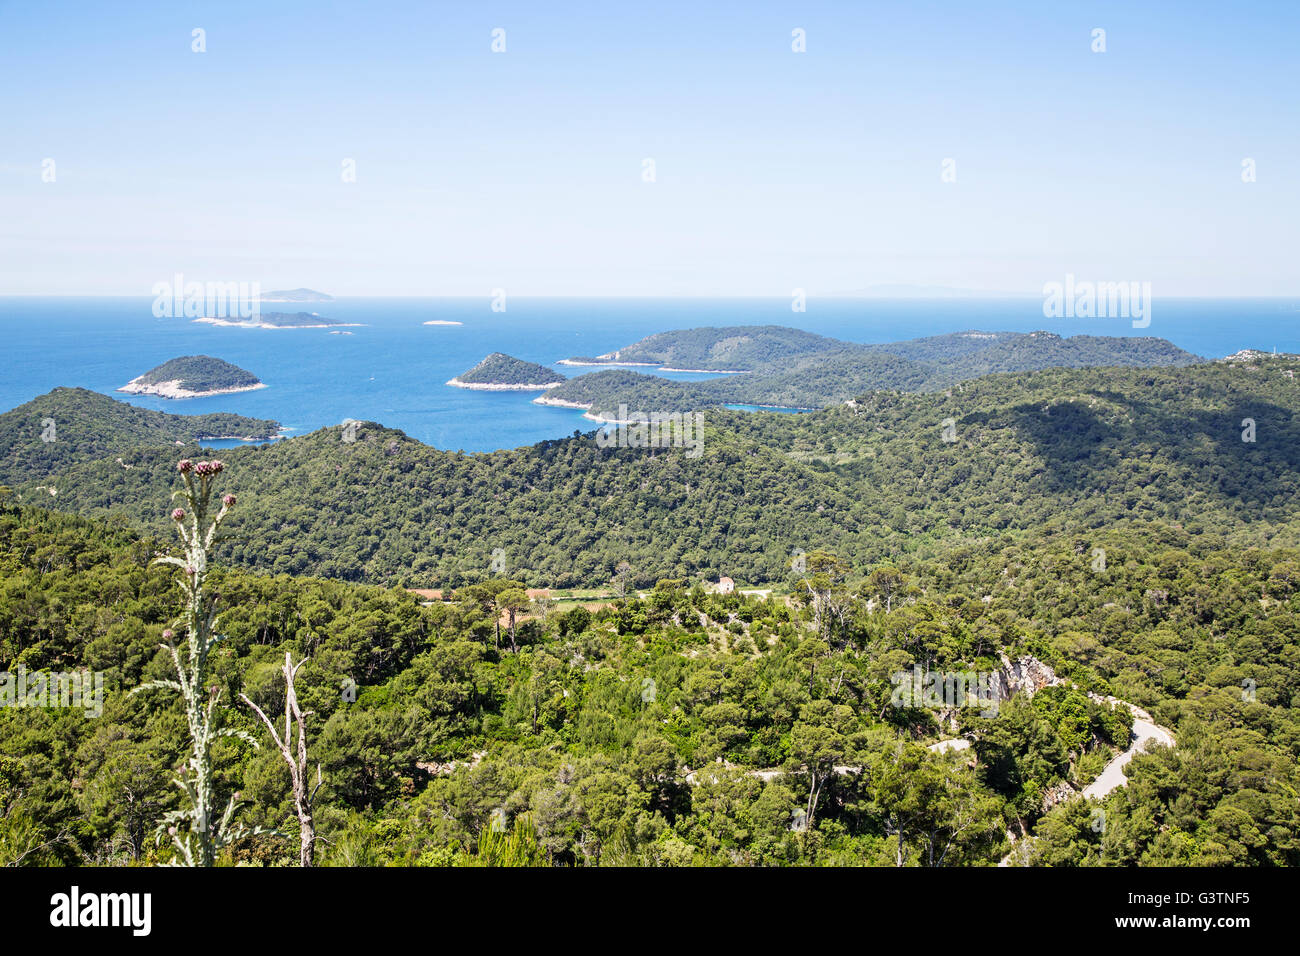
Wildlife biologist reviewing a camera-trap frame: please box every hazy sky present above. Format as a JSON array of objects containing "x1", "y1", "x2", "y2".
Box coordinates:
[{"x1": 1, "y1": 0, "x2": 1296, "y2": 296}]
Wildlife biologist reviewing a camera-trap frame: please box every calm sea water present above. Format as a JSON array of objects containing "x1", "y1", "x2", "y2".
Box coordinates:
[{"x1": 2, "y1": 296, "x2": 1297, "y2": 453}]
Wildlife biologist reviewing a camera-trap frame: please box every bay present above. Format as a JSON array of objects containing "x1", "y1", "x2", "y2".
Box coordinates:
[{"x1": 1, "y1": 296, "x2": 1296, "y2": 453}]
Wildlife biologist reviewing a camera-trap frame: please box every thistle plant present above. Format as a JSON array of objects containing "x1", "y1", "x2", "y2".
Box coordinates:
[{"x1": 134, "y1": 459, "x2": 261, "y2": 866}]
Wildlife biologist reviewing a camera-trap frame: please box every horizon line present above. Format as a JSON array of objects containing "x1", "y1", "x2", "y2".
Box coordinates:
[{"x1": 3, "y1": 293, "x2": 1299, "y2": 301}]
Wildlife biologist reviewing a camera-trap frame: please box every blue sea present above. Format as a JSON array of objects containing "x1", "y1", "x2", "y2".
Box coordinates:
[{"x1": 2, "y1": 297, "x2": 1298, "y2": 453}]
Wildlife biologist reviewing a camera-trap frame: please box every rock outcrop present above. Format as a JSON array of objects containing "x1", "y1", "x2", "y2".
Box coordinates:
[{"x1": 990, "y1": 654, "x2": 1064, "y2": 701}]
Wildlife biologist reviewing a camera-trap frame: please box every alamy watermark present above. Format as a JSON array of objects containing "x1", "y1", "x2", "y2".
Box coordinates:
[
  {"x1": 890, "y1": 666, "x2": 1000, "y2": 717},
  {"x1": 1042, "y1": 274, "x2": 1151, "y2": 328},
  {"x1": 152, "y1": 274, "x2": 261, "y2": 320},
  {"x1": 595, "y1": 406, "x2": 704, "y2": 458},
  {"x1": 2, "y1": 666, "x2": 104, "y2": 718},
  {"x1": 50, "y1": 886, "x2": 151, "y2": 936}
]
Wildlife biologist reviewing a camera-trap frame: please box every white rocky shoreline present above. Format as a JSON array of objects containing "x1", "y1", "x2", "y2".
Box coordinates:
[
  {"x1": 195, "y1": 433, "x2": 284, "y2": 442},
  {"x1": 447, "y1": 377, "x2": 564, "y2": 391},
  {"x1": 193, "y1": 317, "x2": 364, "y2": 329},
  {"x1": 117, "y1": 377, "x2": 268, "y2": 400},
  {"x1": 556, "y1": 359, "x2": 658, "y2": 367},
  {"x1": 554, "y1": 358, "x2": 744, "y2": 374},
  {"x1": 532, "y1": 395, "x2": 591, "y2": 410},
  {"x1": 532, "y1": 395, "x2": 671, "y2": 424},
  {"x1": 658, "y1": 367, "x2": 746, "y2": 374}
]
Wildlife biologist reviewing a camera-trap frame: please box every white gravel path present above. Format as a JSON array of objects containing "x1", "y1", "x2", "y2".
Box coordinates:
[{"x1": 1080, "y1": 714, "x2": 1175, "y2": 800}]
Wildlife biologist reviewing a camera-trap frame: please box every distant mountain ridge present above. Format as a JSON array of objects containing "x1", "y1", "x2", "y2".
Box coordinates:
[{"x1": 259, "y1": 288, "x2": 334, "y2": 302}]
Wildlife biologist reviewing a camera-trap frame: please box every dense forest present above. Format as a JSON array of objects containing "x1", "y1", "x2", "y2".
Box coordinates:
[
  {"x1": 0, "y1": 388, "x2": 281, "y2": 485},
  {"x1": 6, "y1": 358, "x2": 1298, "y2": 588},
  {"x1": 543, "y1": 327, "x2": 1203, "y2": 412},
  {"x1": 452, "y1": 353, "x2": 565, "y2": 387},
  {"x1": 567, "y1": 324, "x2": 843, "y2": 369},
  {"x1": 1, "y1": 500, "x2": 1295, "y2": 866},
  {"x1": 125, "y1": 355, "x2": 262, "y2": 393},
  {"x1": 2, "y1": 351, "x2": 1296, "y2": 867}
]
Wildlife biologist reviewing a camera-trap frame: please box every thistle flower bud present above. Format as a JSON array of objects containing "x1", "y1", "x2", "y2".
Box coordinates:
[
  {"x1": 172, "y1": 508, "x2": 185, "y2": 521},
  {"x1": 222, "y1": 494, "x2": 236, "y2": 507},
  {"x1": 177, "y1": 459, "x2": 192, "y2": 474},
  {"x1": 162, "y1": 629, "x2": 173, "y2": 640}
]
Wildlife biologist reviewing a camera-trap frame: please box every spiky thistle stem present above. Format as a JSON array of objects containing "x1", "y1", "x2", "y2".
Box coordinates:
[{"x1": 134, "y1": 459, "x2": 260, "y2": 866}]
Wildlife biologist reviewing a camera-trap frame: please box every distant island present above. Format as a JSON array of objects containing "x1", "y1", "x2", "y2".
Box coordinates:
[
  {"x1": 119, "y1": 355, "x2": 266, "y2": 399},
  {"x1": 447, "y1": 353, "x2": 566, "y2": 390},
  {"x1": 194, "y1": 311, "x2": 362, "y2": 329},
  {"x1": 539, "y1": 326, "x2": 1204, "y2": 416},
  {"x1": 258, "y1": 288, "x2": 334, "y2": 303},
  {"x1": 558, "y1": 326, "x2": 836, "y2": 371}
]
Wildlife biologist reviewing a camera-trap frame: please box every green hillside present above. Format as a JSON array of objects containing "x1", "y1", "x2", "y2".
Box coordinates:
[
  {"x1": 453, "y1": 353, "x2": 565, "y2": 386},
  {"x1": 7, "y1": 358, "x2": 1297, "y2": 588},
  {"x1": 575, "y1": 325, "x2": 843, "y2": 370},
  {"x1": 0, "y1": 388, "x2": 280, "y2": 485},
  {"x1": 128, "y1": 355, "x2": 261, "y2": 392},
  {"x1": 1, "y1": 499, "x2": 1295, "y2": 867},
  {"x1": 545, "y1": 327, "x2": 1203, "y2": 413}
]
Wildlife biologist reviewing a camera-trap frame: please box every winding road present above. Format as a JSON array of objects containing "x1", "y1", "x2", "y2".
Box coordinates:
[
  {"x1": 682, "y1": 685, "x2": 1175, "y2": 866},
  {"x1": 1079, "y1": 701, "x2": 1175, "y2": 801},
  {"x1": 997, "y1": 695, "x2": 1175, "y2": 866}
]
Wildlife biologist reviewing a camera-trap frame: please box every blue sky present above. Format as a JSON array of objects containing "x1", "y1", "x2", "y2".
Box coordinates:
[{"x1": 1, "y1": 0, "x2": 1296, "y2": 296}]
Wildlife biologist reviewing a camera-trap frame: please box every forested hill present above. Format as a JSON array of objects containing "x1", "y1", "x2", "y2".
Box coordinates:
[
  {"x1": 6, "y1": 358, "x2": 1298, "y2": 587},
  {"x1": 2, "y1": 501, "x2": 1297, "y2": 866},
  {"x1": 125, "y1": 355, "x2": 261, "y2": 392},
  {"x1": 0, "y1": 387, "x2": 280, "y2": 485},
  {"x1": 565, "y1": 326, "x2": 1199, "y2": 375},
  {"x1": 569, "y1": 325, "x2": 842, "y2": 369},
  {"x1": 868, "y1": 331, "x2": 1201, "y2": 385},
  {"x1": 452, "y1": 353, "x2": 565, "y2": 386},
  {"x1": 545, "y1": 349, "x2": 937, "y2": 413},
  {"x1": 543, "y1": 327, "x2": 1202, "y2": 413}
]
